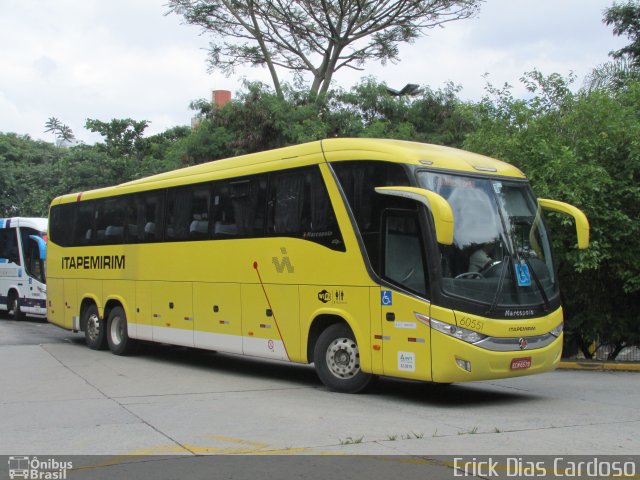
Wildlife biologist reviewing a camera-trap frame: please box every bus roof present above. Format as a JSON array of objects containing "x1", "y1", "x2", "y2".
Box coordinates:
[
  {"x1": 51, "y1": 138, "x2": 525, "y2": 204},
  {"x1": 0, "y1": 217, "x2": 48, "y2": 231}
]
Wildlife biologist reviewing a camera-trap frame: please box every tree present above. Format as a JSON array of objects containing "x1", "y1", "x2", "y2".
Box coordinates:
[
  {"x1": 168, "y1": 0, "x2": 482, "y2": 99},
  {"x1": 85, "y1": 118, "x2": 149, "y2": 159},
  {"x1": 44, "y1": 117, "x2": 75, "y2": 146},
  {"x1": 605, "y1": 0, "x2": 640, "y2": 66},
  {"x1": 464, "y1": 71, "x2": 640, "y2": 359},
  {"x1": 583, "y1": 57, "x2": 640, "y2": 92},
  {"x1": 584, "y1": 1, "x2": 640, "y2": 92}
]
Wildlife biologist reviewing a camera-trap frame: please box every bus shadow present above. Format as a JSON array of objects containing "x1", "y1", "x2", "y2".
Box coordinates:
[
  {"x1": 139, "y1": 342, "x2": 539, "y2": 406},
  {"x1": 369, "y1": 377, "x2": 542, "y2": 407},
  {"x1": 139, "y1": 342, "x2": 322, "y2": 388},
  {"x1": 63, "y1": 337, "x2": 543, "y2": 406}
]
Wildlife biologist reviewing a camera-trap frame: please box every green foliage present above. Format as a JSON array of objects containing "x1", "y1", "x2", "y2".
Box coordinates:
[
  {"x1": 465, "y1": 71, "x2": 640, "y2": 357},
  {"x1": 1, "y1": 72, "x2": 638, "y2": 357},
  {"x1": 605, "y1": 0, "x2": 640, "y2": 66},
  {"x1": 584, "y1": 3, "x2": 640, "y2": 93},
  {"x1": 176, "y1": 79, "x2": 474, "y2": 166},
  {"x1": 85, "y1": 118, "x2": 149, "y2": 159},
  {"x1": 0, "y1": 133, "x2": 59, "y2": 216}
]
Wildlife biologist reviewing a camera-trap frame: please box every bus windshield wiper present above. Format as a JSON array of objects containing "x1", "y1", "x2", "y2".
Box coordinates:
[
  {"x1": 485, "y1": 255, "x2": 510, "y2": 316},
  {"x1": 520, "y1": 254, "x2": 550, "y2": 313}
]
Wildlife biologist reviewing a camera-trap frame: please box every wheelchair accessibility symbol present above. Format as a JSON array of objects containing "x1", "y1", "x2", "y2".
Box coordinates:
[
  {"x1": 515, "y1": 262, "x2": 532, "y2": 287},
  {"x1": 381, "y1": 290, "x2": 393, "y2": 306}
]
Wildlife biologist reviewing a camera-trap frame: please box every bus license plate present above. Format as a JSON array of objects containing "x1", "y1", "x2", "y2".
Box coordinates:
[{"x1": 510, "y1": 357, "x2": 532, "y2": 370}]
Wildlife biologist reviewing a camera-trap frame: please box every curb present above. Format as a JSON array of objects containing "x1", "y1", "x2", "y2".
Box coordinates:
[{"x1": 558, "y1": 360, "x2": 640, "y2": 372}]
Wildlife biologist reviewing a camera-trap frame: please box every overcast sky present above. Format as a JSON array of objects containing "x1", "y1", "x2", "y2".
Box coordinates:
[{"x1": 0, "y1": 0, "x2": 627, "y2": 144}]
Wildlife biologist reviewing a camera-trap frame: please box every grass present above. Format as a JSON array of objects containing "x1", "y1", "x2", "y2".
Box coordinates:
[{"x1": 339, "y1": 436, "x2": 364, "y2": 445}]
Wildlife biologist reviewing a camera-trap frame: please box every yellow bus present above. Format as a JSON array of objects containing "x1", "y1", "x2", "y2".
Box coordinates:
[{"x1": 46, "y1": 139, "x2": 589, "y2": 393}]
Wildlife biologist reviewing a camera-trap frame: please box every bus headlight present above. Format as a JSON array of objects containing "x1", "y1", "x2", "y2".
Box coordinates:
[
  {"x1": 429, "y1": 318, "x2": 487, "y2": 344},
  {"x1": 549, "y1": 323, "x2": 563, "y2": 337}
]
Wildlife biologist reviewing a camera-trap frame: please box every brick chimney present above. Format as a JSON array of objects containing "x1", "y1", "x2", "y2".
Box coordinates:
[{"x1": 212, "y1": 90, "x2": 231, "y2": 107}]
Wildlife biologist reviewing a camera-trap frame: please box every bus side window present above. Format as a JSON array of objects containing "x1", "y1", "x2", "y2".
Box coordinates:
[
  {"x1": 74, "y1": 202, "x2": 95, "y2": 246},
  {"x1": 266, "y1": 166, "x2": 344, "y2": 250},
  {"x1": 164, "y1": 184, "x2": 211, "y2": 242},
  {"x1": 212, "y1": 175, "x2": 267, "y2": 238},
  {"x1": 0, "y1": 228, "x2": 20, "y2": 265},
  {"x1": 134, "y1": 192, "x2": 163, "y2": 242},
  {"x1": 269, "y1": 170, "x2": 305, "y2": 234},
  {"x1": 189, "y1": 186, "x2": 211, "y2": 240},
  {"x1": 49, "y1": 204, "x2": 75, "y2": 247},
  {"x1": 382, "y1": 209, "x2": 428, "y2": 296},
  {"x1": 95, "y1": 197, "x2": 127, "y2": 245},
  {"x1": 211, "y1": 181, "x2": 237, "y2": 237},
  {"x1": 166, "y1": 187, "x2": 194, "y2": 241},
  {"x1": 332, "y1": 161, "x2": 412, "y2": 273}
]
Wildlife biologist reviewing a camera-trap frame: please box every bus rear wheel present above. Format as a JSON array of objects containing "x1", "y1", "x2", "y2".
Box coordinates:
[
  {"x1": 313, "y1": 323, "x2": 372, "y2": 393},
  {"x1": 84, "y1": 304, "x2": 107, "y2": 350},
  {"x1": 107, "y1": 306, "x2": 138, "y2": 355}
]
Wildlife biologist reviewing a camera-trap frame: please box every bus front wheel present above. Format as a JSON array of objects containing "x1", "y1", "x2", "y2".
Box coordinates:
[
  {"x1": 313, "y1": 323, "x2": 373, "y2": 393},
  {"x1": 106, "y1": 306, "x2": 138, "y2": 356},
  {"x1": 84, "y1": 304, "x2": 107, "y2": 350},
  {"x1": 8, "y1": 293, "x2": 24, "y2": 321}
]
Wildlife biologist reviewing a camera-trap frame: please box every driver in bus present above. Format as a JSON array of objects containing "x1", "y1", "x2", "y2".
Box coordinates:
[{"x1": 469, "y1": 242, "x2": 494, "y2": 273}]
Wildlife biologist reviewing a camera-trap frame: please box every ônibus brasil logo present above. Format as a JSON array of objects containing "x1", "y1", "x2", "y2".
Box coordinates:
[{"x1": 8, "y1": 456, "x2": 72, "y2": 480}]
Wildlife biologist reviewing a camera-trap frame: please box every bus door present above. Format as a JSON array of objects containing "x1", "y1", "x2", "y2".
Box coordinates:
[
  {"x1": 378, "y1": 208, "x2": 432, "y2": 381},
  {"x1": 151, "y1": 281, "x2": 194, "y2": 347}
]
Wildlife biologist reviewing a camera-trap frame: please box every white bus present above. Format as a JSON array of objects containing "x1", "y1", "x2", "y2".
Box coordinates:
[{"x1": 0, "y1": 217, "x2": 48, "y2": 320}]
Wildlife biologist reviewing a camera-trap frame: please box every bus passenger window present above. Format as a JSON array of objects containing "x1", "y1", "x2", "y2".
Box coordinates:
[
  {"x1": 212, "y1": 176, "x2": 266, "y2": 238},
  {"x1": 270, "y1": 171, "x2": 305, "y2": 234},
  {"x1": 166, "y1": 188, "x2": 193, "y2": 241},
  {"x1": 95, "y1": 197, "x2": 127, "y2": 244},
  {"x1": 266, "y1": 166, "x2": 344, "y2": 250},
  {"x1": 0, "y1": 228, "x2": 20, "y2": 264},
  {"x1": 75, "y1": 203, "x2": 95, "y2": 246},
  {"x1": 189, "y1": 187, "x2": 210, "y2": 239},
  {"x1": 49, "y1": 204, "x2": 75, "y2": 247},
  {"x1": 134, "y1": 192, "x2": 163, "y2": 242}
]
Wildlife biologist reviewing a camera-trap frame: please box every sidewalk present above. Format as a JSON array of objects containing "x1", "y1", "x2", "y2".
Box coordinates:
[{"x1": 558, "y1": 359, "x2": 640, "y2": 372}]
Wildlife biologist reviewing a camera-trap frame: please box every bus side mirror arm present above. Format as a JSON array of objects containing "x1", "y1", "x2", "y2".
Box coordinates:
[
  {"x1": 29, "y1": 235, "x2": 47, "y2": 261},
  {"x1": 538, "y1": 198, "x2": 590, "y2": 249},
  {"x1": 375, "y1": 186, "x2": 454, "y2": 245}
]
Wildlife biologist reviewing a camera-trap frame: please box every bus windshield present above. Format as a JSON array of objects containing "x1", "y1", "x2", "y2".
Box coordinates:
[
  {"x1": 416, "y1": 171, "x2": 558, "y2": 310},
  {"x1": 21, "y1": 229, "x2": 47, "y2": 284}
]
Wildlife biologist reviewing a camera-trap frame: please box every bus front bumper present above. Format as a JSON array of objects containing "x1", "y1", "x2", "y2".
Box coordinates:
[{"x1": 431, "y1": 330, "x2": 563, "y2": 383}]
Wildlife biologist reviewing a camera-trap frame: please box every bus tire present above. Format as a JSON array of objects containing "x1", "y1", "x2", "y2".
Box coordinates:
[
  {"x1": 106, "y1": 306, "x2": 138, "y2": 355},
  {"x1": 9, "y1": 293, "x2": 25, "y2": 321},
  {"x1": 313, "y1": 323, "x2": 372, "y2": 393},
  {"x1": 84, "y1": 304, "x2": 107, "y2": 350}
]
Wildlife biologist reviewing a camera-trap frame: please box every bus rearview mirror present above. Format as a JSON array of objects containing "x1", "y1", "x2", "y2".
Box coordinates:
[
  {"x1": 375, "y1": 186, "x2": 454, "y2": 245},
  {"x1": 29, "y1": 235, "x2": 47, "y2": 260},
  {"x1": 538, "y1": 198, "x2": 589, "y2": 249}
]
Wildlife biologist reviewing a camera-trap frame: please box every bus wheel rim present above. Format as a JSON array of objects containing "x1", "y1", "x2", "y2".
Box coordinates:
[
  {"x1": 326, "y1": 337, "x2": 360, "y2": 379},
  {"x1": 86, "y1": 314, "x2": 100, "y2": 342},
  {"x1": 111, "y1": 315, "x2": 123, "y2": 346}
]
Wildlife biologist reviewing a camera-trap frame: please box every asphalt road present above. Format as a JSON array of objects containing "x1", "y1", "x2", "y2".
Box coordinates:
[{"x1": 1, "y1": 318, "x2": 639, "y2": 478}]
